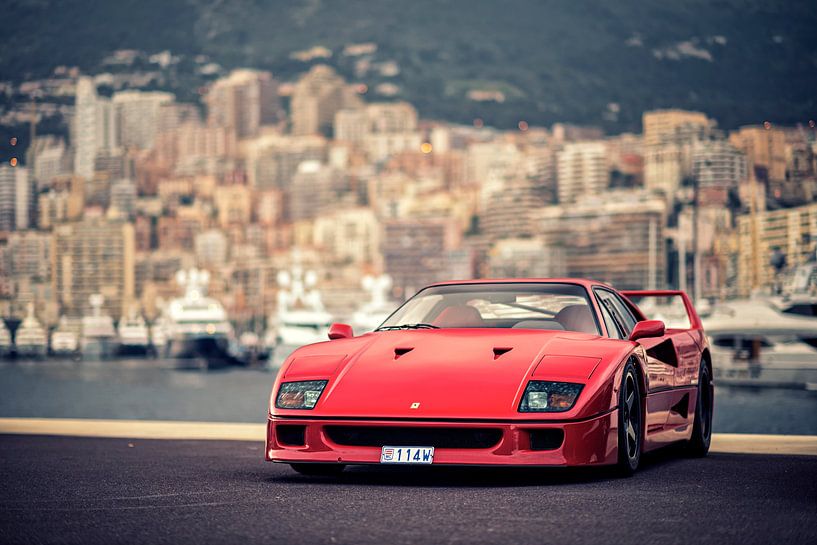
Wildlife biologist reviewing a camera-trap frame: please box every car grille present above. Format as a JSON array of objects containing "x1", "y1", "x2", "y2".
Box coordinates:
[{"x1": 325, "y1": 425, "x2": 503, "y2": 449}]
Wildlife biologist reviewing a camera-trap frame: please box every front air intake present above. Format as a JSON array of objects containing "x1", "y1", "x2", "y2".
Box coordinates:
[
  {"x1": 528, "y1": 429, "x2": 565, "y2": 451},
  {"x1": 325, "y1": 426, "x2": 503, "y2": 449},
  {"x1": 276, "y1": 425, "x2": 306, "y2": 446}
]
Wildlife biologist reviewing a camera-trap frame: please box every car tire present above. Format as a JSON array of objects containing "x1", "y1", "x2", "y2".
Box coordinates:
[
  {"x1": 685, "y1": 360, "x2": 713, "y2": 457},
  {"x1": 615, "y1": 360, "x2": 642, "y2": 476},
  {"x1": 290, "y1": 463, "x2": 346, "y2": 476}
]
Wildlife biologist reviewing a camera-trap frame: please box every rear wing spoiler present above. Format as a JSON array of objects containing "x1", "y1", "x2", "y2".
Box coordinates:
[{"x1": 619, "y1": 290, "x2": 702, "y2": 330}]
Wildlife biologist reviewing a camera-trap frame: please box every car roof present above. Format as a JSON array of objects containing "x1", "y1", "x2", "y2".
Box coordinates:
[{"x1": 426, "y1": 278, "x2": 613, "y2": 290}]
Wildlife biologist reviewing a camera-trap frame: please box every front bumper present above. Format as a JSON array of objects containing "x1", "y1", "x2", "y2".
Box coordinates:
[{"x1": 266, "y1": 410, "x2": 618, "y2": 467}]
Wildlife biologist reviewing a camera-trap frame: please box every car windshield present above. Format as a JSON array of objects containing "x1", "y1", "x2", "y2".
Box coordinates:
[{"x1": 378, "y1": 283, "x2": 600, "y2": 335}]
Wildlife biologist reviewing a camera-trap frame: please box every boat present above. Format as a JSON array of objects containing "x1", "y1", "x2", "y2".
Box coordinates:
[
  {"x1": 15, "y1": 303, "x2": 47, "y2": 359},
  {"x1": 351, "y1": 274, "x2": 397, "y2": 333},
  {"x1": 703, "y1": 298, "x2": 817, "y2": 389},
  {"x1": 117, "y1": 306, "x2": 151, "y2": 356},
  {"x1": 237, "y1": 331, "x2": 267, "y2": 364},
  {"x1": 767, "y1": 262, "x2": 817, "y2": 317},
  {"x1": 265, "y1": 265, "x2": 333, "y2": 367},
  {"x1": 50, "y1": 316, "x2": 80, "y2": 357},
  {"x1": 164, "y1": 269, "x2": 240, "y2": 366},
  {"x1": 149, "y1": 315, "x2": 168, "y2": 355},
  {"x1": 81, "y1": 294, "x2": 119, "y2": 359},
  {"x1": 0, "y1": 320, "x2": 12, "y2": 357}
]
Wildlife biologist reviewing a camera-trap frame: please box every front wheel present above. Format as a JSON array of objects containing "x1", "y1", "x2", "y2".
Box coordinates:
[
  {"x1": 685, "y1": 360, "x2": 713, "y2": 457},
  {"x1": 615, "y1": 360, "x2": 642, "y2": 476},
  {"x1": 289, "y1": 463, "x2": 346, "y2": 476}
]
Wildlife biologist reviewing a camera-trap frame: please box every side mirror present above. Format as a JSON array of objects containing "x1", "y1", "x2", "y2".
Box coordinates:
[
  {"x1": 629, "y1": 320, "x2": 666, "y2": 342},
  {"x1": 328, "y1": 323, "x2": 354, "y2": 340}
]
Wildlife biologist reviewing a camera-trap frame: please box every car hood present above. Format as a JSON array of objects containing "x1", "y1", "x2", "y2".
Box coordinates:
[{"x1": 278, "y1": 329, "x2": 625, "y2": 419}]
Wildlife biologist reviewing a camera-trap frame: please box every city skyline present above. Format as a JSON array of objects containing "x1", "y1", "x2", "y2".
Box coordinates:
[{"x1": 0, "y1": 60, "x2": 815, "y2": 333}]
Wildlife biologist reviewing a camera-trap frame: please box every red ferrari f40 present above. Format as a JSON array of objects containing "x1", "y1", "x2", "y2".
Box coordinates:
[{"x1": 266, "y1": 279, "x2": 713, "y2": 476}]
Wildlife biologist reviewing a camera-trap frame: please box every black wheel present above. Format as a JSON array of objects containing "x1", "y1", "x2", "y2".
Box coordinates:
[
  {"x1": 685, "y1": 360, "x2": 713, "y2": 457},
  {"x1": 616, "y1": 360, "x2": 642, "y2": 476},
  {"x1": 289, "y1": 463, "x2": 346, "y2": 476}
]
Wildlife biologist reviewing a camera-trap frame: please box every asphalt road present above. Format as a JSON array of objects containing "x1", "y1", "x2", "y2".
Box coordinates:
[{"x1": 1, "y1": 435, "x2": 815, "y2": 545}]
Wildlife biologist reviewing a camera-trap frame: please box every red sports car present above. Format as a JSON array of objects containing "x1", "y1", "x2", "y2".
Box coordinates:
[{"x1": 266, "y1": 279, "x2": 713, "y2": 476}]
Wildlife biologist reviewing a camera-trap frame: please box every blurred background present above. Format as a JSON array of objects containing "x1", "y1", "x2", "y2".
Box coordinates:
[{"x1": 0, "y1": 0, "x2": 815, "y2": 433}]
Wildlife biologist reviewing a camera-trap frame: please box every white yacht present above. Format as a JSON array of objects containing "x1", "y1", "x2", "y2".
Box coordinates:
[
  {"x1": 117, "y1": 306, "x2": 151, "y2": 356},
  {"x1": 150, "y1": 315, "x2": 168, "y2": 355},
  {"x1": 50, "y1": 316, "x2": 80, "y2": 356},
  {"x1": 15, "y1": 303, "x2": 47, "y2": 358},
  {"x1": 351, "y1": 274, "x2": 397, "y2": 333},
  {"x1": 265, "y1": 265, "x2": 333, "y2": 367},
  {"x1": 164, "y1": 269, "x2": 237, "y2": 364},
  {"x1": 0, "y1": 319, "x2": 12, "y2": 357},
  {"x1": 81, "y1": 294, "x2": 119, "y2": 359},
  {"x1": 703, "y1": 298, "x2": 817, "y2": 388}
]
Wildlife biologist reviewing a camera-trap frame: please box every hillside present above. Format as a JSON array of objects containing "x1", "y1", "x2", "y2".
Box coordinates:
[{"x1": 2, "y1": 0, "x2": 816, "y2": 131}]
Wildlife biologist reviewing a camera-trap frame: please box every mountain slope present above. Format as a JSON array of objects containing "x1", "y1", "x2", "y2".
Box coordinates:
[{"x1": 2, "y1": 0, "x2": 815, "y2": 131}]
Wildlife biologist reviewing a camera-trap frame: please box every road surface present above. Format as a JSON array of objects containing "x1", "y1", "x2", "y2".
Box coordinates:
[{"x1": 1, "y1": 434, "x2": 815, "y2": 545}]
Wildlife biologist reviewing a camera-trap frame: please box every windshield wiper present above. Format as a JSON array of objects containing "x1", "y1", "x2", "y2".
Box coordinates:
[{"x1": 376, "y1": 323, "x2": 440, "y2": 331}]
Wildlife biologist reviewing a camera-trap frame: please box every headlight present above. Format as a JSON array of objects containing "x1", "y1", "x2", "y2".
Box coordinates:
[
  {"x1": 519, "y1": 381, "x2": 583, "y2": 412},
  {"x1": 275, "y1": 380, "x2": 328, "y2": 410}
]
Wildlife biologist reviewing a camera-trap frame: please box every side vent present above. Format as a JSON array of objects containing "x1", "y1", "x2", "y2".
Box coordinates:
[
  {"x1": 646, "y1": 339, "x2": 678, "y2": 367},
  {"x1": 670, "y1": 394, "x2": 690, "y2": 417},
  {"x1": 394, "y1": 347, "x2": 414, "y2": 359},
  {"x1": 493, "y1": 347, "x2": 513, "y2": 360}
]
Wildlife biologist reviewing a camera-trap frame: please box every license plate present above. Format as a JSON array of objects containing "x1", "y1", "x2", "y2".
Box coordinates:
[{"x1": 380, "y1": 446, "x2": 434, "y2": 464}]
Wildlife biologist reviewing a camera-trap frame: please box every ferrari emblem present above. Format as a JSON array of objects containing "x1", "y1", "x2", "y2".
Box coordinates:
[{"x1": 410, "y1": 402, "x2": 420, "y2": 409}]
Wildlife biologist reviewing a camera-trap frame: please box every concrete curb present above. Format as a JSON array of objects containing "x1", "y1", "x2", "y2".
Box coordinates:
[{"x1": 1, "y1": 418, "x2": 816, "y2": 456}]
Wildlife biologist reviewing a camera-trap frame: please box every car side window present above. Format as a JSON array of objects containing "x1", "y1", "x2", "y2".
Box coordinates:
[
  {"x1": 596, "y1": 294, "x2": 624, "y2": 339},
  {"x1": 608, "y1": 292, "x2": 638, "y2": 336},
  {"x1": 594, "y1": 289, "x2": 634, "y2": 340}
]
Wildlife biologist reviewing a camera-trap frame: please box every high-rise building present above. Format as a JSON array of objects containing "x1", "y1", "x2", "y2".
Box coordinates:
[
  {"x1": 109, "y1": 179, "x2": 138, "y2": 218},
  {"x1": 244, "y1": 134, "x2": 327, "y2": 190},
  {"x1": 538, "y1": 191, "x2": 667, "y2": 289},
  {"x1": 30, "y1": 136, "x2": 72, "y2": 188},
  {"x1": 8, "y1": 230, "x2": 51, "y2": 280},
  {"x1": 488, "y1": 238, "x2": 566, "y2": 279},
  {"x1": 0, "y1": 165, "x2": 35, "y2": 232},
  {"x1": 642, "y1": 110, "x2": 714, "y2": 196},
  {"x1": 37, "y1": 190, "x2": 70, "y2": 230},
  {"x1": 643, "y1": 109, "x2": 711, "y2": 147},
  {"x1": 313, "y1": 207, "x2": 381, "y2": 267},
  {"x1": 692, "y1": 140, "x2": 747, "y2": 190},
  {"x1": 288, "y1": 161, "x2": 348, "y2": 222},
  {"x1": 194, "y1": 229, "x2": 229, "y2": 268},
  {"x1": 366, "y1": 102, "x2": 418, "y2": 133},
  {"x1": 291, "y1": 65, "x2": 362, "y2": 136},
  {"x1": 334, "y1": 109, "x2": 369, "y2": 144},
  {"x1": 113, "y1": 90, "x2": 175, "y2": 150},
  {"x1": 52, "y1": 216, "x2": 135, "y2": 316},
  {"x1": 206, "y1": 69, "x2": 281, "y2": 139},
  {"x1": 556, "y1": 141, "x2": 608, "y2": 203},
  {"x1": 214, "y1": 184, "x2": 252, "y2": 228},
  {"x1": 72, "y1": 77, "x2": 120, "y2": 179},
  {"x1": 73, "y1": 77, "x2": 99, "y2": 180},
  {"x1": 480, "y1": 171, "x2": 543, "y2": 240},
  {"x1": 736, "y1": 202, "x2": 817, "y2": 296},
  {"x1": 382, "y1": 218, "x2": 459, "y2": 296},
  {"x1": 729, "y1": 125, "x2": 788, "y2": 198}
]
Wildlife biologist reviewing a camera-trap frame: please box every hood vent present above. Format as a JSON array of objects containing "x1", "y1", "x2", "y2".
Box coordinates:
[
  {"x1": 394, "y1": 347, "x2": 414, "y2": 359},
  {"x1": 492, "y1": 347, "x2": 513, "y2": 360}
]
